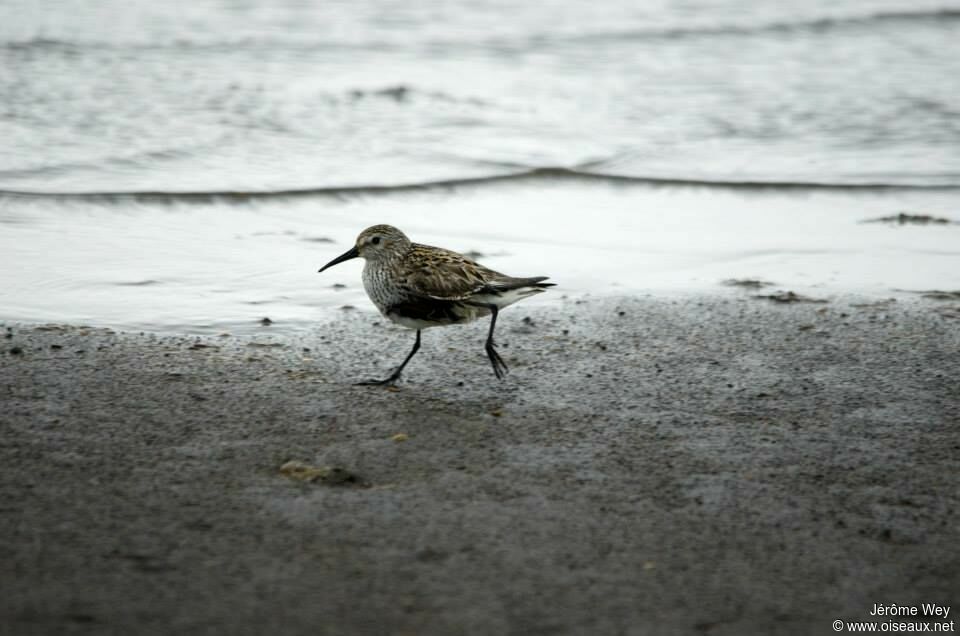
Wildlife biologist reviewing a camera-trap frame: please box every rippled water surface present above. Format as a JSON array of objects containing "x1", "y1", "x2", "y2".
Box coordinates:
[
  {"x1": 1, "y1": 1, "x2": 959, "y2": 331},
  {"x1": 3, "y1": 0, "x2": 960, "y2": 191}
]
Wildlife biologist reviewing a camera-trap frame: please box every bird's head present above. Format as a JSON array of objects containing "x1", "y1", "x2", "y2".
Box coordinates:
[{"x1": 318, "y1": 224, "x2": 411, "y2": 272}]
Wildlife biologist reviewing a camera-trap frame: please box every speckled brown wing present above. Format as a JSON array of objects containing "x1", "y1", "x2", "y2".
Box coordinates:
[{"x1": 397, "y1": 244, "x2": 499, "y2": 301}]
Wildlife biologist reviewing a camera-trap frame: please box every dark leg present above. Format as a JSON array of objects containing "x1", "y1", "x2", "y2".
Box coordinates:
[
  {"x1": 484, "y1": 305, "x2": 508, "y2": 380},
  {"x1": 357, "y1": 329, "x2": 421, "y2": 386}
]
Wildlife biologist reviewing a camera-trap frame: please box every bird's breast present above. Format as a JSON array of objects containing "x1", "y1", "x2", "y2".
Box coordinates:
[{"x1": 361, "y1": 262, "x2": 396, "y2": 313}]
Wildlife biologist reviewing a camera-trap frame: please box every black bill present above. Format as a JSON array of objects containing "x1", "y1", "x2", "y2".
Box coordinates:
[{"x1": 318, "y1": 246, "x2": 360, "y2": 273}]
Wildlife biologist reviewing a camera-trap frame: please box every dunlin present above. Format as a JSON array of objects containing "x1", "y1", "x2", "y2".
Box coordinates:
[{"x1": 319, "y1": 225, "x2": 554, "y2": 385}]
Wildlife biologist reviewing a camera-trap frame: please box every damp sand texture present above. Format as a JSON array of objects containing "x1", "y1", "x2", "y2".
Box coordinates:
[{"x1": 2, "y1": 296, "x2": 958, "y2": 635}]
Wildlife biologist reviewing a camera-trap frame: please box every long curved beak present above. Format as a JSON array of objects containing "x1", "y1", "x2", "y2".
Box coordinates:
[{"x1": 318, "y1": 246, "x2": 360, "y2": 273}]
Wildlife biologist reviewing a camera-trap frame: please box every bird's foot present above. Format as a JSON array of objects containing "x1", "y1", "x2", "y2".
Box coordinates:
[
  {"x1": 355, "y1": 376, "x2": 400, "y2": 387},
  {"x1": 485, "y1": 343, "x2": 509, "y2": 380},
  {"x1": 355, "y1": 367, "x2": 404, "y2": 387}
]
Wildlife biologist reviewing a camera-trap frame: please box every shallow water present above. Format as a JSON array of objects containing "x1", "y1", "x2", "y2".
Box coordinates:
[
  {"x1": 1, "y1": 2, "x2": 959, "y2": 332},
  {"x1": 2, "y1": 177, "x2": 958, "y2": 333}
]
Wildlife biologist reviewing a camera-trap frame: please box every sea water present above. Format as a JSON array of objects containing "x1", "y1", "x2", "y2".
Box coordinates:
[{"x1": 1, "y1": 0, "x2": 958, "y2": 332}]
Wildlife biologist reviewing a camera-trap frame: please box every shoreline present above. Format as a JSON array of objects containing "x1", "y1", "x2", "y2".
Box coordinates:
[
  {"x1": 3, "y1": 174, "x2": 959, "y2": 334},
  {"x1": 2, "y1": 295, "x2": 958, "y2": 634}
]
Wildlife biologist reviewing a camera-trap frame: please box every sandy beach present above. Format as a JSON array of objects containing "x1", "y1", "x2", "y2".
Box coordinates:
[
  {"x1": 4, "y1": 2, "x2": 960, "y2": 633},
  {"x1": 2, "y1": 294, "x2": 958, "y2": 635}
]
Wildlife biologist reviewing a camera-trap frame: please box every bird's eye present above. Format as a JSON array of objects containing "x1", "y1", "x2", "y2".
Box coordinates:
[{"x1": 371, "y1": 236, "x2": 381, "y2": 245}]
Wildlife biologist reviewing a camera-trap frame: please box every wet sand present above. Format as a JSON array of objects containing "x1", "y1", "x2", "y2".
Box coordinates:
[{"x1": 2, "y1": 295, "x2": 958, "y2": 635}]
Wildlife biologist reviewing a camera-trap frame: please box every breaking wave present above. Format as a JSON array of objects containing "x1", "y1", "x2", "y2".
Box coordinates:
[{"x1": 2, "y1": 167, "x2": 958, "y2": 204}]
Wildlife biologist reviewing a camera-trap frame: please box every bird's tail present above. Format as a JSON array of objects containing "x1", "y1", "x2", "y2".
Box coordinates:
[
  {"x1": 485, "y1": 276, "x2": 555, "y2": 293},
  {"x1": 475, "y1": 276, "x2": 555, "y2": 308}
]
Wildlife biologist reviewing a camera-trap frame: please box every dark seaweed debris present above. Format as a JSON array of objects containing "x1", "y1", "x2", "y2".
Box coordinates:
[
  {"x1": 918, "y1": 290, "x2": 960, "y2": 301},
  {"x1": 861, "y1": 212, "x2": 956, "y2": 225},
  {"x1": 894, "y1": 289, "x2": 960, "y2": 301},
  {"x1": 722, "y1": 279, "x2": 775, "y2": 289},
  {"x1": 753, "y1": 291, "x2": 828, "y2": 304}
]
